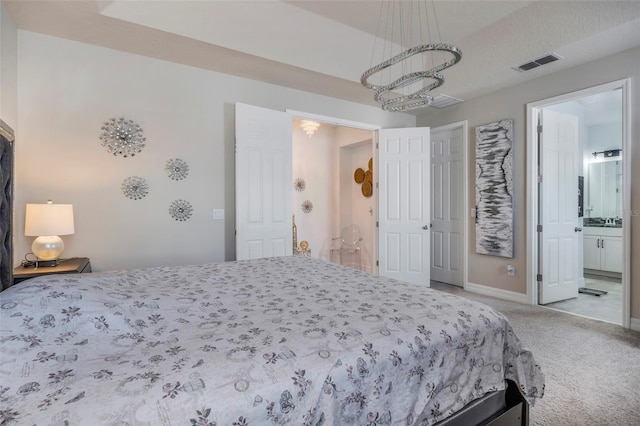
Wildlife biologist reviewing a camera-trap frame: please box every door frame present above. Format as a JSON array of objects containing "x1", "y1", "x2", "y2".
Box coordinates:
[
  {"x1": 525, "y1": 78, "x2": 631, "y2": 328},
  {"x1": 430, "y1": 121, "x2": 468, "y2": 289}
]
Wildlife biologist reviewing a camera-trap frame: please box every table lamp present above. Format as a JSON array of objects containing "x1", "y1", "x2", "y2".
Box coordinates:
[{"x1": 25, "y1": 200, "x2": 75, "y2": 267}]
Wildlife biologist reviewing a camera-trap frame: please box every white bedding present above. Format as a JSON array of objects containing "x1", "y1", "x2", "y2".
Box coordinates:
[{"x1": 0, "y1": 256, "x2": 544, "y2": 425}]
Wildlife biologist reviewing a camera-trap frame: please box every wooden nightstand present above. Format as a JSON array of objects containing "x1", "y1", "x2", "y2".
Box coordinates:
[{"x1": 13, "y1": 257, "x2": 91, "y2": 285}]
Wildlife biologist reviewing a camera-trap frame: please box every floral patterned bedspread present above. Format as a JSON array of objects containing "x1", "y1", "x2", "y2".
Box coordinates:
[{"x1": 0, "y1": 256, "x2": 544, "y2": 425}]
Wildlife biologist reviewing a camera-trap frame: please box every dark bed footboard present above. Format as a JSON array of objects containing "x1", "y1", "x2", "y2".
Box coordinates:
[
  {"x1": 432, "y1": 380, "x2": 528, "y2": 426},
  {"x1": 483, "y1": 380, "x2": 529, "y2": 426}
]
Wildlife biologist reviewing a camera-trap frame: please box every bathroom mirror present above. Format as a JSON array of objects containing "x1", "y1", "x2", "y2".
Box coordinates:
[{"x1": 587, "y1": 160, "x2": 622, "y2": 219}]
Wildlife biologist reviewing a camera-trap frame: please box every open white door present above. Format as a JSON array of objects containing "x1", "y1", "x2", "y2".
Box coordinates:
[
  {"x1": 539, "y1": 109, "x2": 579, "y2": 304},
  {"x1": 378, "y1": 127, "x2": 431, "y2": 285},
  {"x1": 235, "y1": 103, "x2": 292, "y2": 260},
  {"x1": 430, "y1": 125, "x2": 464, "y2": 286}
]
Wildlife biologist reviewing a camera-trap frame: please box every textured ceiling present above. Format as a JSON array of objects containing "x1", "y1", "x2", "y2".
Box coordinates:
[{"x1": 5, "y1": 1, "x2": 640, "y2": 114}]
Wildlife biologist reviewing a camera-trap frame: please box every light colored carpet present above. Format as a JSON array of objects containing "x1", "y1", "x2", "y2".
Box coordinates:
[{"x1": 431, "y1": 282, "x2": 640, "y2": 426}]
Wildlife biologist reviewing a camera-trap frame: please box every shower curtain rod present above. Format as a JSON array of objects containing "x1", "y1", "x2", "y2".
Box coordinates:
[{"x1": 0, "y1": 118, "x2": 14, "y2": 142}]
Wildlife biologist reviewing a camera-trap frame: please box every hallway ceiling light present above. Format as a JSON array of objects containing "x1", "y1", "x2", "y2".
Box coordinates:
[
  {"x1": 361, "y1": 0, "x2": 462, "y2": 112},
  {"x1": 300, "y1": 120, "x2": 321, "y2": 137}
]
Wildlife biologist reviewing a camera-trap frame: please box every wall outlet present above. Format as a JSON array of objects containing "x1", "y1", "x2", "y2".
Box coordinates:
[
  {"x1": 213, "y1": 209, "x2": 224, "y2": 220},
  {"x1": 507, "y1": 264, "x2": 515, "y2": 276}
]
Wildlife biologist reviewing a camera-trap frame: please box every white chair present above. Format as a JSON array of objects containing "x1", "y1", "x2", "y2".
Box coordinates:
[{"x1": 330, "y1": 224, "x2": 363, "y2": 270}]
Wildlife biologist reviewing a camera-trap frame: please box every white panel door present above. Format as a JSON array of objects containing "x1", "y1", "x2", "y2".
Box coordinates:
[
  {"x1": 378, "y1": 127, "x2": 431, "y2": 285},
  {"x1": 235, "y1": 103, "x2": 292, "y2": 260},
  {"x1": 539, "y1": 109, "x2": 579, "y2": 304},
  {"x1": 430, "y1": 126, "x2": 463, "y2": 286}
]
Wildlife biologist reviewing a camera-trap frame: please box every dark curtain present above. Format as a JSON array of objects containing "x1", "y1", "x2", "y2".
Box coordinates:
[{"x1": 0, "y1": 133, "x2": 13, "y2": 291}]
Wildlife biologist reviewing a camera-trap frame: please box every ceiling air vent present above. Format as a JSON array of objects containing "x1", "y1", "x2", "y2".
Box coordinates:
[
  {"x1": 430, "y1": 94, "x2": 463, "y2": 108},
  {"x1": 513, "y1": 52, "x2": 562, "y2": 72}
]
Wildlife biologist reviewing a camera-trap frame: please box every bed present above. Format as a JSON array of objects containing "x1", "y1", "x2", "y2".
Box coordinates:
[{"x1": 0, "y1": 256, "x2": 544, "y2": 425}]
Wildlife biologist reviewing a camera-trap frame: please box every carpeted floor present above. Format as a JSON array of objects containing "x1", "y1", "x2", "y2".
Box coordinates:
[{"x1": 431, "y1": 282, "x2": 640, "y2": 426}]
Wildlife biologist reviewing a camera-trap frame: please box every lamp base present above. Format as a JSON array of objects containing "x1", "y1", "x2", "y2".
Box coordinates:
[
  {"x1": 31, "y1": 235, "x2": 65, "y2": 263},
  {"x1": 36, "y1": 259, "x2": 60, "y2": 267}
]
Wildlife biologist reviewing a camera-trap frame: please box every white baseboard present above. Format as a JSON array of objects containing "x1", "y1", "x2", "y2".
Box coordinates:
[
  {"x1": 465, "y1": 281, "x2": 530, "y2": 305},
  {"x1": 631, "y1": 317, "x2": 640, "y2": 332}
]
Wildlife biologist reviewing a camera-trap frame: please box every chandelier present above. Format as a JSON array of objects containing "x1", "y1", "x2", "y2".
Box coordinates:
[
  {"x1": 361, "y1": 0, "x2": 462, "y2": 112},
  {"x1": 300, "y1": 120, "x2": 321, "y2": 137}
]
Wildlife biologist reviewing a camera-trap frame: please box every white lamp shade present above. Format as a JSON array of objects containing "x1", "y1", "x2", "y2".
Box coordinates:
[{"x1": 25, "y1": 203, "x2": 75, "y2": 236}]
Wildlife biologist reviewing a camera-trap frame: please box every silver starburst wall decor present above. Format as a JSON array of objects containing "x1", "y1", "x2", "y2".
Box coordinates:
[
  {"x1": 100, "y1": 117, "x2": 146, "y2": 157},
  {"x1": 294, "y1": 178, "x2": 306, "y2": 192},
  {"x1": 301, "y1": 200, "x2": 313, "y2": 214},
  {"x1": 121, "y1": 176, "x2": 149, "y2": 200},
  {"x1": 169, "y1": 199, "x2": 193, "y2": 221},
  {"x1": 165, "y1": 158, "x2": 189, "y2": 181}
]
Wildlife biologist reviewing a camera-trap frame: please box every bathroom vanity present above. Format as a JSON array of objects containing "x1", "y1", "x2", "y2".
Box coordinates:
[{"x1": 583, "y1": 225, "x2": 622, "y2": 275}]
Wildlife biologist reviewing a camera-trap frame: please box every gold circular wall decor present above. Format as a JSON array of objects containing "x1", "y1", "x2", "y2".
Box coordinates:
[
  {"x1": 368, "y1": 157, "x2": 373, "y2": 170},
  {"x1": 354, "y1": 168, "x2": 365, "y2": 183},
  {"x1": 364, "y1": 170, "x2": 373, "y2": 183},
  {"x1": 361, "y1": 180, "x2": 373, "y2": 197}
]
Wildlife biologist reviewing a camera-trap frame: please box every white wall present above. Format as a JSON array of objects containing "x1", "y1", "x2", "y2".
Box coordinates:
[
  {"x1": 588, "y1": 122, "x2": 622, "y2": 152},
  {"x1": 346, "y1": 141, "x2": 374, "y2": 272},
  {"x1": 15, "y1": 31, "x2": 415, "y2": 272},
  {"x1": 0, "y1": 0, "x2": 17, "y2": 128}
]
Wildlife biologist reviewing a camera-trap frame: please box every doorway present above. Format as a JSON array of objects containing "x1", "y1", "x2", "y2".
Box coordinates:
[
  {"x1": 287, "y1": 110, "x2": 432, "y2": 286},
  {"x1": 236, "y1": 103, "x2": 433, "y2": 286},
  {"x1": 526, "y1": 79, "x2": 631, "y2": 327},
  {"x1": 291, "y1": 118, "x2": 376, "y2": 272}
]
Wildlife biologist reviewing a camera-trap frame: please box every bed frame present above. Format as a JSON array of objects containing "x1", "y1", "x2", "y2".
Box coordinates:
[{"x1": 435, "y1": 380, "x2": 528, "y2": 426}]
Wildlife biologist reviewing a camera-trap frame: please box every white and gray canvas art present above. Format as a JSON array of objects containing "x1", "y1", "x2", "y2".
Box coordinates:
[{"x1": 475, "y1": 119, "x2": 514, "y2": 258}]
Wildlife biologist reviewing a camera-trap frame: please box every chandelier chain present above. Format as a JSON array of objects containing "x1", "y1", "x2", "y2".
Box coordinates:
[{"x1": 361, "y1": 0, "x2": 462, "y2": 112}]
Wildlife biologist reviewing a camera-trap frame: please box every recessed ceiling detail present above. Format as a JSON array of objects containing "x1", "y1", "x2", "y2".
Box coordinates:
[
  {"x1": 430, "y1": 94, "x2": 464, "y2": 109},
  {"x1": 5, "y1": 1, "x2": 640, "y2": 113}
]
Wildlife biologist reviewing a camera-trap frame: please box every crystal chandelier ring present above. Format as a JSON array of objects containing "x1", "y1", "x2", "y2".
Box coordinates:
[
  {"x1": 374, "y1": 72, "x2": 444, "y2": 111},
  {"x1": 373, "y1": 71, "x2": 445, "y2": 102},
  {"x1": 361, "y1": 43, "x2": 461, "y2": 91}
]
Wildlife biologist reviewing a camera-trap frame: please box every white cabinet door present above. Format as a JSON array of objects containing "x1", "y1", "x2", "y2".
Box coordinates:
[
  {"x1": 583, "y1": 235, "x2": 601, "y2": 270},
  {"x1": 601, "y1": 236, "x2": 623, "y2": 273}
]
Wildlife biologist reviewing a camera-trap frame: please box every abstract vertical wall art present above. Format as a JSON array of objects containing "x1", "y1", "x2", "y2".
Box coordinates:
[{"x1": 475, "y1": 119, "x2": 514, "y2": 258}]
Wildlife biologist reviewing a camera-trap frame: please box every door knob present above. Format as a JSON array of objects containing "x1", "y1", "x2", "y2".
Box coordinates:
[
  {"x1": 574, "y1": 227, "x2": 582, "y2": 232},
  {"x1": 422, "y1": 225, "x2": 429, "y2": 230}
]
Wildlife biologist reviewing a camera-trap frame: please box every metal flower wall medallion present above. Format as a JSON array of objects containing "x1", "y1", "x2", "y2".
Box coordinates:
[
  {"x1": 301, "y1": 200, "x2": 313, "y2": 214},
  {"x1": 169, "y1": 199, "x2": 193, "y2": 221},
  {"x1": 121, "y1": 176, "x2": 149, "y2": 200},
  {"x1": 294, "y1": 178, "x2": 306, "y2": 192},
  {"x1": 100, "y1": 117, "x2": 146, "y2": 158},
  {"x1": 165, "y1": 158, "x2": 189, "y2": 181}
]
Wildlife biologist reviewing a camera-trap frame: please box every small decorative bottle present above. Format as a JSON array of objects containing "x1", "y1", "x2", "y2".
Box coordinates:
[{"x1": 292, "y1": 214, "x2": 298, "y2": 253}]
